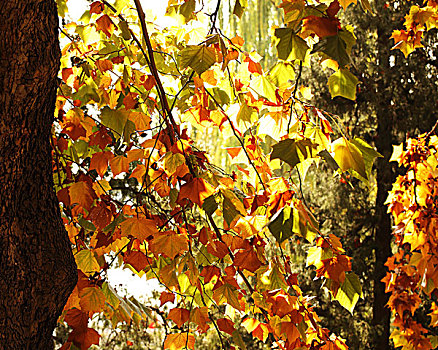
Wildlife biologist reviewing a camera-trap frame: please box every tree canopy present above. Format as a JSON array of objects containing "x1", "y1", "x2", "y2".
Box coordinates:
[{"x1": 41, "y1": 0, "x2": 438, "y2": 349}]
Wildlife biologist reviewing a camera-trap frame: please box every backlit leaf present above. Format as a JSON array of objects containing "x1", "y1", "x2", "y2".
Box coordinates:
[
  {"x1": 333, "y1": 272, "x2": 363, "y2": 313},
  {"x1": 328, "y1": 68, "x2": 358, "y2": 100},
  {"x1": 75, "y1": 249, "x2": 101, "y2": 275},
  {"x1": 180, "y1": 45, "x2": 217, "y2": 75},
  {"x1": 164, "y1": 333, "x2": 195, "y2": 350}
]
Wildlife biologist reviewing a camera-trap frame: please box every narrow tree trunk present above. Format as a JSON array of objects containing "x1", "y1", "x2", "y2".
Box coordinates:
[
  {"x1": 371, "y1": 22, "x2": 394, "y2": 350},
  {"x1": 0, "y1": 1, "x2": 77, "y2": 349}
]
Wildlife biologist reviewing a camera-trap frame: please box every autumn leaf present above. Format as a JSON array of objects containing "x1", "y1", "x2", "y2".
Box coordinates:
[
  {"x1": 68, "y1": 327, "x2": 101, "y2": 350},
  {"x1": 164, "y1": 333, "x2": 195, "y2": 350},
  {"x1": 75, "y1": 249, "x2": 101, "y2": 275},
  {"x1": 120, "y1": 217, "x2": 158, "y2": 242},
  {"x1": 160, "y1": 291, "x2": 175, "y2": 306},
  {"x1": 79, "y1": 287, "x2": 106, "y2": 313},
  {"x1": 96, "y1": 14, "x2": 116, "y2": 38},
  {"x1": 180, "y1": 45, "x2": 217, "y2": 75},
  {"x1": 302, "y1": 16, "x2": 339, "y2": 38},
  {"x1": 167, "y1": 308, "x2": 190, "y2": 328},
  {"x1": 150, "y1": 231, "x2": 189, "y2": 259},
  {"x1": 331, "y1": 137, "x2": 366, "y2": 178},
  {"x1": 89, "y1": 151, "x2": 114, "y2": 177},
  {"x1": 178, "y1": 178, "x2": 216, "y2": 206},
  {"x1": 190, "y1": 307, "x2": 210, "y2": 332},
  {"x1": 213, "y1": 283, "x2": 241, "y2": 310},
  {"x1": 124, "y1": 250, "x2": 151, "y2": 272},
  {"x1": 328, "y1": 68, "x2": 358, "y2": 100}
]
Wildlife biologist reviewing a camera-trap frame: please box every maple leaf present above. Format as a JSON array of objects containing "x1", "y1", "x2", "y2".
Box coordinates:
[
  {"x1": 96, "y1": 14, "x2": 116, "y2": 38},
  {"x1": 75, "y1": 249, "x2": 101, "y2": 276},
  {"x1": 302, "y1": 16, "x2": 339, "y2": 38},
  {"x1": 233, "y1": 248, "x2": 262, "y2": 273},
  {"x1": 217, "y1": 318, "x2": 235, "y2": 335},
  {"x1": 167, "y1": 308, "x2": 190, "y2": 328},
  {"x1": 180, "y1": 45, "x2": 217, "y2": 75},
  {"x1": 213, "y1": 283, "x2": 241, "y2": 310},
  {"x1": 164, "y1": 333, "x2": 195, "y2": 350},
  {"x1": 178, "y1": 178, "x2": 216, "y2": 206},
  {"x1": 150, "y1": 231, "x2": 189, "y2": 259},
  {"x1": 89, "y1": 151, "x2": 114, "y2": 177},
  {"x1": 124, "y1": 250, "x2": 151, "y2": 272},
  {"x1": 109, "y1": 155, "x2": 130, "y2": 176},
  {"x1": 89, "y1": 1, "x2": 104, "y2": 15},
  {"x1": 190, "y1": 307, "x2": 210, "y2": 332},
  {"x1": 69, "y1": 181, "x2": 97, "y2": 211},
  {"x1": 68, "y1": 327, "x2": 101, "y2": 350},
  {"x1": 160, "y1": 291, "x2": 175, "y2": 306},
  {"x1": 79, "y1": 287, "x2": 106, "y2": 313},
  {"x1": 120, "y1": 217, "x2": 158, "y2": 242}
]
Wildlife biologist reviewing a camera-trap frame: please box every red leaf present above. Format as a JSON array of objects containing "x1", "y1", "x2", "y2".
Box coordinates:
[
  {"x1": 69, "y1": 181, "x2": 97, "y2": 211},
  {"x1": 90, "y1": 1, "x2": 104, "y2": 15},
  {"x1": 87, "y1": 201, "x2": 112, "y2": 230},
  {"x1": 233, "y1": 249, "x2": 262, "y2": 273},
  {"x1": 89, "y1": 128, "x2": 112, "y2": 149},
  {"x1": 96, "y1": 14, "x2": 116, "y2": 38},
  {"x1": 62, "y1": 68, "x2": 73, "y2": 83},
  {"x1": 217, "y1": 318, "x2": 235, "y2": 335},
  {"x1": 160, "y1": 291, "x2": 175, "y2": 306},
  {"x1": 68, "y1": 327, "x2": 101, "y2": 350},
  {"x1": 124, "y1": 250, "x2": 151, "y2": 272}
]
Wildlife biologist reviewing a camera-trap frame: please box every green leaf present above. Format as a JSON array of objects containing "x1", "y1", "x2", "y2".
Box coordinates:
[
  {"x1": 222, "y1": 190, "x2": 245, "y2": 226},
  {"x1": 202, "y1": 195, "x2": 218, "y2": 216},
  {"x1": 328, "y1": 69, "x2": 359, "y2": 100},
  {"x1": 180, "y1": 45, "x2": 217, "y2": 75},
  {"x1": 236, "y1": 102, "x2": 257, "y2": 128},
  {"x1": 56, "y1": 0, "x2": 68, "y2": 17},
  {"x1": 119, "y1": 20, "x2": 131, "y2": 40},
  {"x1": 269, "y1": 62, "x2": 295, "y2": 87},
  {"x1": 274, "y1": 28, "x2": 309, "y2": 61},
  {"x1": 232, "y1": 330, "x2": 247, "y2": 350},
  {"x1": 334, "y1": 273, "x2": 363, "y2": 313},
  {"x1": 249, "y1": 75, "x2": 277, "y2": 102},
  {"x1": 268, "y1": 206, "x2": 294, "y2": 243},
  {"x1": 270, "y1": 138, "x2": 317, "y2": 169},
  {"x1": 102, "y1": 282, "x2": 120, "y2": 309},
  {"x1": 100, "y1": 107, "x2": 128, "y2": 139},
  {"x1": 179, "y1": 0, "x2": 196, "y2": 22},
  {"x1": 351, "y1": 138, "x2": 383, "y2": 179},
  {"x1": 315, "y1": 35, "x2": 350, "y2": 67},
  {"x1": 233, "y1": 0, "x2": 248, "y2": 19},
  {"x1": 75, "y1": 249, "x2": 101, "y2": 275},
  {"x1": 78, "y1": 217, "x2": 96, "y2": 232}
]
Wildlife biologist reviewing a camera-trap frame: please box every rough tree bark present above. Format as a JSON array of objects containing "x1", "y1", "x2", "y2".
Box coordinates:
[
  {"x1": 0, "y1": 1, "x2": 77, "y2": 349},
  {"x1": 371, "y1": 12, "x2": 395, "y2": 350}
]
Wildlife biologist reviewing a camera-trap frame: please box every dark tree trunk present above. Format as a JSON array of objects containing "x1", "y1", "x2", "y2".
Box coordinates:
[
  {"x1": 371, "y1": 20, "x2": 394, "y2": 350},
  {"x1": 0, "y1": 1, "x2": 77, "y2": 349}
]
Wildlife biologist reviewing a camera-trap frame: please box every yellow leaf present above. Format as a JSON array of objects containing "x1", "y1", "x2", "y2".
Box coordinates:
[
  {"x1": 75, "y1": 249, "x2": 101, "y2": 275},
  {"x1": 332, "y1": 137, "x2": 366, "y2": 178},
  {"x1": 164, "y1": 333, "x2": 195, "y2": 350}
]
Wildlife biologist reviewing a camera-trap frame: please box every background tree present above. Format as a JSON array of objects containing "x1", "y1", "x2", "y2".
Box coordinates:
[{"x1": 0, "y1": 0, "x2": 77, "y2": 348}]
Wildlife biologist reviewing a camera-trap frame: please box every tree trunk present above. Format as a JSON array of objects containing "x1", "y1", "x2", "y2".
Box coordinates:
[
  {"x1": 0, "y1": 1, "x2": 77, "y2": 349},
  {"x1": 371, "y1": 20, "x2": 394, "y2": 350}
]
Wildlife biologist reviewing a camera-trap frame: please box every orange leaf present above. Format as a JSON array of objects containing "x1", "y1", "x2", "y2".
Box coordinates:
[
  {"x1": 68, "y1": 327, "x2": 101, "y2": 350},
  {"x1": 190, "y1": 307, "x2": 210, "y2": 332},
  {"x1": 79, "y1": 287, "x2": 106, "y2": 313},
  {"x1": 160, "y1": 291, "x2": 175, "y2": 306},
  {"x1": 124, "y1": 250, "x2": 151, "y2": 272},
  {"x1": 302, "y1": 16, "x2": 339, "y2": 38},
  {"x1": 167, "y1": 308, "x2": 190, "y2": 328},
  {"x1": 95, "y1": 59, "x2": 113, "y2": 72},
  {"x1": 96, "y1": 14, "x2": 116, "y2": 38},
  {"x1": 120, "y1": 217, "x2": 158, "y2": 242},
  {"x1": 164, "y1": 333, "x2": 195, "y2": 350},
  {"x1": 150, "y1": 231, "x2": 189, "y2": 259},
  {"x1": 109, "y1": 155, "x2": 130, "y2": 176},
  {"x1": 89, "y1": 151, "x2": 114, "y2": 177},
  {"x1": 123, "y1": 92, "x2": 138, "y2": 110},
  {"x1": 178, "y1": 178, "x2": 215, "y2": 206},
  {"x1": 233, "y1": 248, "x2": 262, "y2": 273},
  {"x1": 69, "y1": 181, "x2": 97, "y2": 211},
  {"x1": 90, "y1": 1, "x2": 104, "y2": 15}
]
